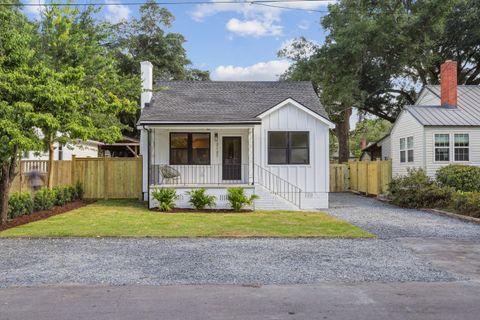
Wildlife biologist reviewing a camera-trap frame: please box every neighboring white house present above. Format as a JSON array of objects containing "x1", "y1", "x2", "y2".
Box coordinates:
[
  {"x1": 360, "y1": 134, "x2": 391, "y2": 161},
  {"x1": 390, "y1": 60, "x2": 480, "y2": 178},
  {"x1": 137, "y1": 61, "x2": 335, "y2": 210},
  {"x1": 22, "y1": 140, "x2": 100, "y2": 161}
]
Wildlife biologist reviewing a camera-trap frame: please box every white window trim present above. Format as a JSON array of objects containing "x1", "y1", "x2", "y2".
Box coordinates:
[
  {"x1": 433, "y1": 133, "x2": 471, "y2": 163},
  {"x1": 399, "y1": 136, "x2": 414, "y2": 163},
  {"x1": 433, "y1": 133, "x2": 451, "y2": 163},
  {"x1": 453, "y1": 133, "x2": 470, "y2": 163}
]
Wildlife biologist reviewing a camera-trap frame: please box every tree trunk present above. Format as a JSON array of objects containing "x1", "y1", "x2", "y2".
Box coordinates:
[
  {"x1": 47, "y1": 140, "x2": 55, "y2": 189},
  {"x1": 336, "y1": 107, "x2": 352, "y2": 164},
  {"x1": 0, "y1": 147, "x2": 18, "y2": 225},
  {"x1": 0, "y1": 164, "x2": 11, "y2": 225}
]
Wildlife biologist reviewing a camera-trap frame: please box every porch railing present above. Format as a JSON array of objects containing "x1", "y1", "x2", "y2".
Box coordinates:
[
  {"x1": 150, "y1": 164, "x2": 249, "y2": 186},
  {"x1": 254, "y1": 164, "x2": 302, "y2": 208}
]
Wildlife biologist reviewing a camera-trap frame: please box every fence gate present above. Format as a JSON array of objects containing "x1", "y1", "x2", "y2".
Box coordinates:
[{"x1": 329, "y1": 160, "x2": 392, "y2": 196}]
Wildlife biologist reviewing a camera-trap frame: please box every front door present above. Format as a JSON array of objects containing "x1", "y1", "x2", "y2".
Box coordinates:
[{"x1": 222, "y1": 137, "x2": 242, "y2": 181}]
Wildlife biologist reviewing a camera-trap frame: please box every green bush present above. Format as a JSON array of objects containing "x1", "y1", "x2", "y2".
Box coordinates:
[
  {"x1": 436, "y1": 165, "x2": 480, "y2": 192},
  {"x1": 152, "y1": 187, "x2": 178, "y2": 211},
  {"x1": 33, "y1": 187, "x2": 57, "y2": 211},
  {"x1": 8, "y1": 192, "x2": 33, "y2": 219},
  {"x1": 451, "y1": 191, "x2": 480, "y2": 218},
  {"x1": 187, "y1": 188, "x2": 216, "y2": 210},
  {"x1": 52, "y1": 186, "x2": 67, "y2": 206},
  {"x1": 388, "y1": 168, "x2": 452, "y2": 208},
  {"x1": 74, "y1": 181, "x2": 84, "y2": 200},
  {"x1": 227, "y1": 187, "x2": 259, "y2": 211}
]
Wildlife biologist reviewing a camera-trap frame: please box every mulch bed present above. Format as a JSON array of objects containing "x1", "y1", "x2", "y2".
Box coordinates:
[
  {"x1": 0, "y1": 200, "x2": 92, "y2": 232},
  {"x1": 151, "y1": 207, "x2": 253, "y2": 213}
]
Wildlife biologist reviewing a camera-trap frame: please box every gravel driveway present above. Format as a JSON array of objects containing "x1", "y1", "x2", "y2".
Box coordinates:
[
  {"x1": 0, "y1": 193, "x2": 479, "y2": 288},
  {"x1": 326, "y1": 193, "x2": 480, "y2": 240}
]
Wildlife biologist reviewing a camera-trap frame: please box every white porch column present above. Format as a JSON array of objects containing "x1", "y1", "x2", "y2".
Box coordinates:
[{"x1": 248, "y1": 127, "x2": 254, "y2": 185}]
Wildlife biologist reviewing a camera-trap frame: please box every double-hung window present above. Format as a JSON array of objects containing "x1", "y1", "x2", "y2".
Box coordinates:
[
  {"x1": 268, "y1": 131, "x2": 309, "y2": 165},
  {"x1": 434, "y1": 134, "x2": 450, "y2": 161},
  {"x1": 454, "y1": 133, "x2": 469, "y2": 161},
  {"x1": 170, "y1": 133, "x2": 210, "y2": 165},
  {"x1": 400, "y1": 137, "x2": 414, "y2": 163}
]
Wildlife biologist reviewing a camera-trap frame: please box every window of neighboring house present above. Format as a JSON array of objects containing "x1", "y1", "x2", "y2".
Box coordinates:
[
  {"x1": 454, "y1": 133, "x2": 469, "y2": 162},
  {"x1": 435, "y1": 134, "x2": 450, "y2": 161},
  {"x1": 400, "y1": 137, "x2": 414, "y2": 163},
  {"x1": 268, "y1": 131, "x2": 309, "y2": 165},
  {"x1": 58, "y1": 144, "x2": 63, "y2": 161},
  {"x1": 169, "y1": 133, "x2": 210, "y2": 165},
  {"x1": 407, "y1": 136, "x2": 414, "y2": 162},
  {"x1": 22, "y1": 151, "x2": 29, "y2": 159}
]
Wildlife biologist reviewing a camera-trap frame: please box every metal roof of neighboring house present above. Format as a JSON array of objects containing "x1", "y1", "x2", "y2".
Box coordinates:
[
  {"x1": 138, "y1": 81, "x2": 329, "y2": 124},
  {"x1": 406, "y1": 85, "x2": 480, "y2": 126}
]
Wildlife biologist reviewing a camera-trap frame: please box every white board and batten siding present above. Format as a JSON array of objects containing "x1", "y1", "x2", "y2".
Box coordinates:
[
  {"x1": 424, "y1": 126, "x2": 480, "y2": 177},
  {"x1": 390, "y1": 110, "x2": 425, "y2": 177},
  {"x1": 255, "y1": 101, "x2": 330, "y2": 209}
]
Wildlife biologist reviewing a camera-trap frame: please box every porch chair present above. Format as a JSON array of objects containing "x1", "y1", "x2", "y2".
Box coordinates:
[{"x1": 159, "y1": 165, "x2": 181, "y2": 184}]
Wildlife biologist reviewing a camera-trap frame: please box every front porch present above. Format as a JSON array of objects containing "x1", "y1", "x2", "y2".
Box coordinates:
[{"x1": 147, "y1": 126, "x2": 255, "y2": 187}]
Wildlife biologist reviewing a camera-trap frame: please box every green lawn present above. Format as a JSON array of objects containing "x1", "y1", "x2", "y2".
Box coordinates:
[{"x1": 0, "y1": 200, "x2": 374, "y2": 238}]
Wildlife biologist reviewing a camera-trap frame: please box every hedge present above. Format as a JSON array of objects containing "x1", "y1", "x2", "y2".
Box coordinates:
[{"x1": 7, "y1": 184, "x2": 84, "y2": 220}]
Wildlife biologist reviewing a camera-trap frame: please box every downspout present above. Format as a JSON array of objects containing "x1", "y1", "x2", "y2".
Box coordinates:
[{"x1": 147, "y1": 126, "x2": 152, "y2": 209}]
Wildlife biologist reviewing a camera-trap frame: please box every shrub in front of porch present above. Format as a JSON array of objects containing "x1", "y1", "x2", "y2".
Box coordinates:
[
  {"x1": 227, "y1": 187, "x2": 259, "y2": 212},
  {"x1": 152, "y1": 187, "x2": 179, "y2": 211},
  {"x1": 187, "y1": 188, "x2": 216, "y2": 210}
]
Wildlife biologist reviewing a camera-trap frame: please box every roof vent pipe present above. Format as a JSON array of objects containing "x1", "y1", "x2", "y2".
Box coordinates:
[{"x1": 440, "y1": 60, "x2": 457, "y2": 108}]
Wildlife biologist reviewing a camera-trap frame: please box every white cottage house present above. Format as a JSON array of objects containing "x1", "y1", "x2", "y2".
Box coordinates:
[
  {"x1": 137, "y1": 61, "x2": 335, "y2": 210},
  {"x1": 390, "y1": 60, "x2": 480, "y2": 178}
]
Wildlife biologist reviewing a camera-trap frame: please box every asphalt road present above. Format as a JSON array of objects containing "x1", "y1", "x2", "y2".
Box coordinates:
[{"x1": 1, "y1": 282, "x2": 480, "y2": 320}]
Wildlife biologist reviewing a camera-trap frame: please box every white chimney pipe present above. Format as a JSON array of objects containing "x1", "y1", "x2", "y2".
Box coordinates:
[{"x1": 140, "y1": 61, "x2": 153, "y2": 109}]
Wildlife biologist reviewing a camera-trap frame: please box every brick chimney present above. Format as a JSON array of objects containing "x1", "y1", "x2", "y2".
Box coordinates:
[
  {"x1": 440, "y1": 60, "x2": 457, "y2": 108},
  {"x1": 360, "y1": 139, "x2": 367, "y2": 150}
]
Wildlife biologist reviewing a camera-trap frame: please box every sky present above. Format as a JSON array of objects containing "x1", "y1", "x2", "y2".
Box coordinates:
[
  {"x1": 21, "y1": 0, "x2": 359, "y2": 127},
  {"x1": 23, "y1": 0, "x2": 335, "y2": 81}
]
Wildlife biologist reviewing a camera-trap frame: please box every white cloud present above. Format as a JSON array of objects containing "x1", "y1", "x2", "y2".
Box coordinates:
[
  {"x1": 23, "y1": 0, "x2": 46, "y2": 19},
  {"x1": 297, "y1": 19, "x2": 310, "y2": 30},
  {"x1": 226, "y1": 18, "x2": 282, "y2": 37},
  {"x1": 213, "y1": 60, "x2": 291, "y2": 81},
  {"x1": 104, "y1": 0, "x2": 131, "y2": 23},
  {"x1": 192, "y1": 0, "x2": 337, "y2": 38}
]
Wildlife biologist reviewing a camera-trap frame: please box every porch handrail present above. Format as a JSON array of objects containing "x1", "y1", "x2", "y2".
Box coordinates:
[
  {"x1": 254, "y1": 164, "x2": 302, "y2": 208},
  {"x1": 150, "y1": 163, "x2": 249, "y2": 186}
]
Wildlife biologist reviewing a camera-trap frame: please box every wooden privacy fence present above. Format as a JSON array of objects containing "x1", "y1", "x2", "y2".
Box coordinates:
[
  {"x1": 11, "y1": 157, "x2": 143, "y2": 200},
  {"x1": 330, "y1": 160, "x2": 392, "y2": 196}
]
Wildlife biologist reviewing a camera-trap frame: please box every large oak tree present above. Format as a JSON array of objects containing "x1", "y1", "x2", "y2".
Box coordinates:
[{"x1": 281, "y1": 0, "x2": 480, "y2": 163}]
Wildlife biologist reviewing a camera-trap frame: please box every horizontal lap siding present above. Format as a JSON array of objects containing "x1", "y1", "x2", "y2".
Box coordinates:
[
  {"x1": 425, "y1": 126, "x2": 480, "y2": 178},
  {"x1": 391, "y1": 111, "x2": 425, "y2": 177}
]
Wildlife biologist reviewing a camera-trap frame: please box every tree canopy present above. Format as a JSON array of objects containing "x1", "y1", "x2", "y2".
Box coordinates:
[{"x1": 280, "y1": 0, "x2": 480, "y2": 162}]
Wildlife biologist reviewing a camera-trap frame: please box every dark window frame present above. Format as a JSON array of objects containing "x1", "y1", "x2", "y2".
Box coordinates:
[
  {"x1": 169, "y1": 132, "x2": 211, "y2": 165},
  {"x1": 268, "y1": 131, "x2": 310, "y2": 165}
]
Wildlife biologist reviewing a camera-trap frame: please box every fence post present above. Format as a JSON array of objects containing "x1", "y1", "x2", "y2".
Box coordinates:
[
  {"x1": 104, "y1": 157, "x2": 109, "y2": 200},
  {"x1": 71, "y1": 155, "x2": 76, "y2": 185}
]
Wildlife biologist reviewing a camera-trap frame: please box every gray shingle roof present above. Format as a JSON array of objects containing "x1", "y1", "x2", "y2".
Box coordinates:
[
  {"x1": 406, "y1": 85, "x2": 480, "y2": 126},
  {"x1": 138, "y1": 81, "x2": 329, "y2": 124}
]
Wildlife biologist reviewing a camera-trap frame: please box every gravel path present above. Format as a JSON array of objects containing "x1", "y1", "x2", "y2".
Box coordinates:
[
  {"x1": 0, "y1": 238, "x2": 459, "y2": 288},
  {"x1": 326, "y1": 193, "x2": 480, "y2": 240},
  {"x1": 1, "y1": 193, "x2": 478, "y2": 288}
]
